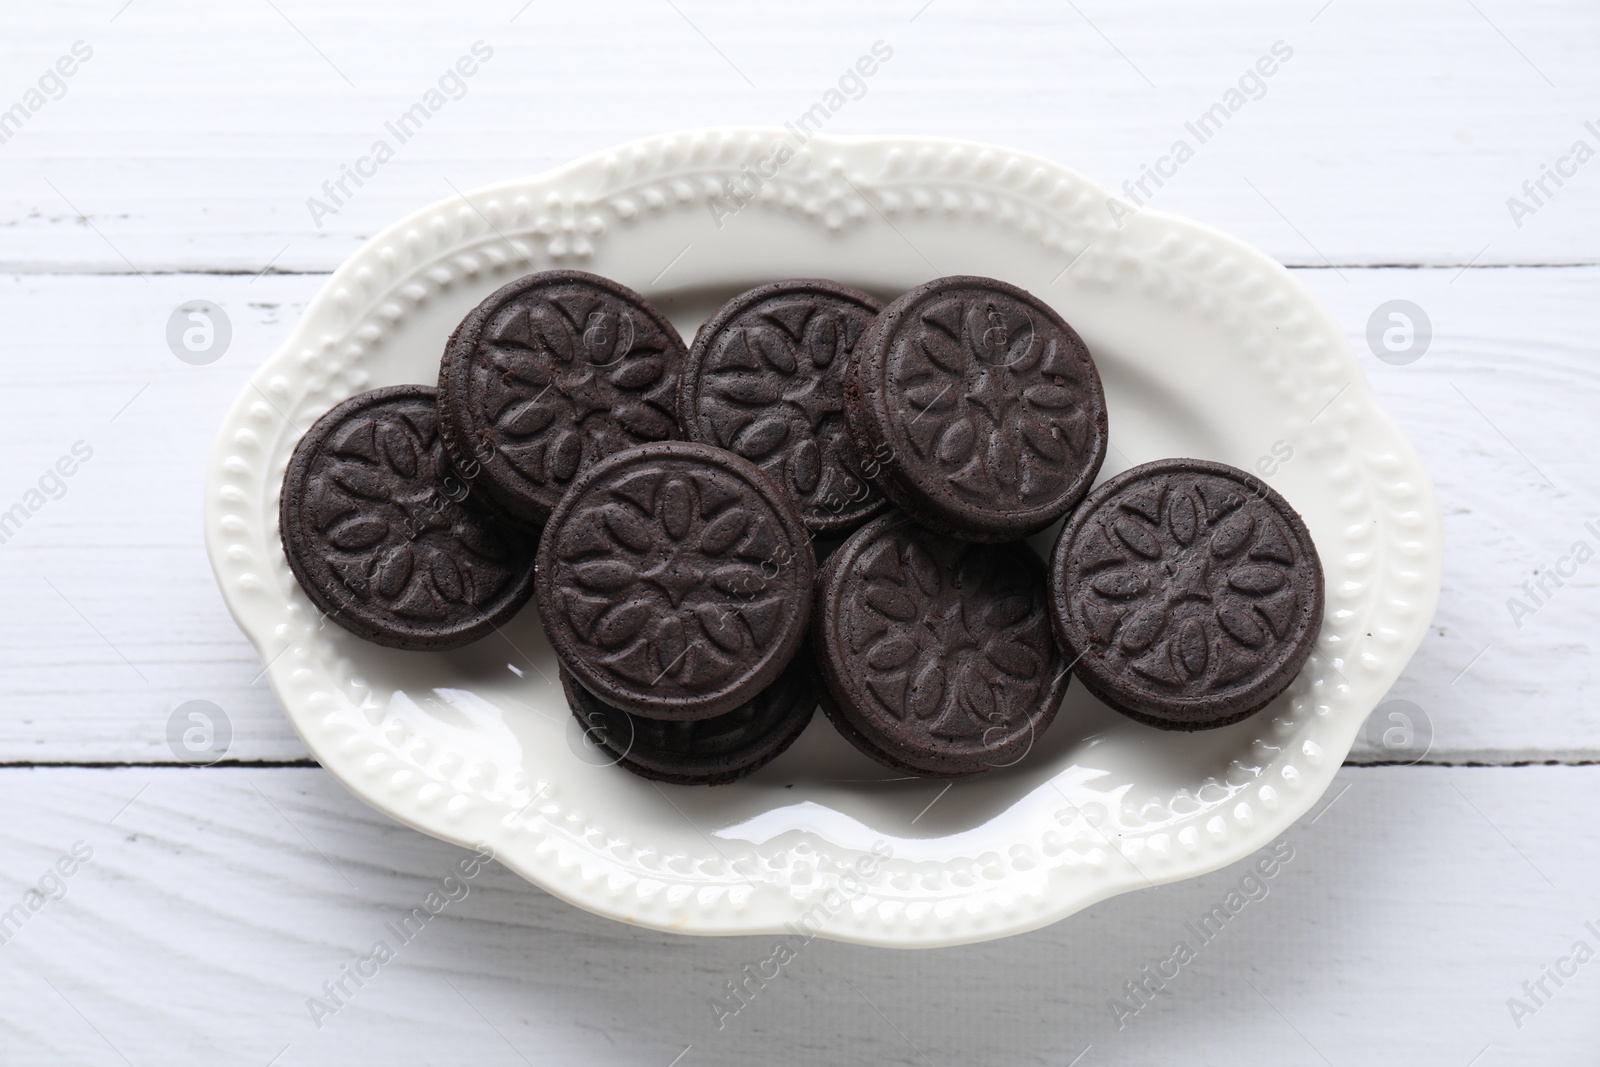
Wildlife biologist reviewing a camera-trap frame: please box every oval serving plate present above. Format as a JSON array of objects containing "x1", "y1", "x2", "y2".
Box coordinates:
[{"x1": 204, "y1": 129, "x2": 1441, "y2": 948}]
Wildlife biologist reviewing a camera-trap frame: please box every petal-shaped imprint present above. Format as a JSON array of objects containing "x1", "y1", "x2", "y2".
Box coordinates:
[
  {"x1": 609, "y1": 357, "x2": 662, "y2": 389},
  {"x1": 1229, "y1": 566, "x2": 1288, "y2": 596},
  {"x1": 1091, "y1": 571, "x2": 1146, "y2": 599},
  {"x1": 907, "y1": 662, "x2": 947, "y2": 720},
  {"x1": 868, "y1": 636, "x2": 919, "y2": 671},
  {"x1": 957, "y1": 662, "x2": 997, "y2": 720},
  {"x1": 1022, "y1": 384, "x2": 1077, "y2": 410},
  {"x1": 546, "y1": 429, "x2": 582, "y2": 482},
  {"x1": 326, "y1": 516, "x2": 389, "y2": 551},
  {"x1": 981, "y1": 591, "x2": 1032, "y2": 630},
  {"x1": 865, "y1": 582, "x2": 919, "y2": 622},
  {"x1": 808, "y1": 315, "x2": 839, "y2": 367},
  {"x1": 1172, "y1": 617, "x2": 1210, "y2": 679},
  {"x1": 378, "y1": 423, "x2": 419, "y2": 478},
  {"x1": 697, "y1": 510, "x2": 748, "y2": 555},
  {"x1": 734, "y1": 417, "x2": 790, "y2": 460},
  {"x1": 1020, "y1": 418, "x2": 1064, "y2": 462},
  {"x1": 986, "y1": 435, "x2": 1022, "y2": 491},
  {"x1": 1210, "y1": 511, "x2": 1256, "y2": 559},
  {"x1": 375, "y1": 544, "x2": 414, "y2": 599},
  {"x1": 903, "y1": 540, "x2": 942, "y2": 597},
  {"x1": 1168, "y1": 490, "x2": 1199, "y2": 546},
  {"x1": 498, "y1": 398, "x2": 557, "y2": 437},
  {"x1": 1119, "y1": 602, "x2": 1169, "y2": 653},
  {"x1": 429, "y1": 549, "x2": 465, "y2": 602},
  {"x1": 570, "y1": 560, "x2": 636, "y2": 591},
  {"x1": 695, "y1": 604, "x2": 747, "y2": 652},
  {"x1": 867, "y1": 672, "x2": 908, "y2": 717},
  {"x1": 592, "y1": 600, "x2": 649, "y2": 648},
  {"x1": 986, "y1": 640, "x2": 1042, "y2": 679},
  {"x1": 749, "y1": 328, "x2": 797, "y2": 374},
  {"x1": 655, "y1": 616, "x2": 688, "y2": 677},
  {"x1": 714, "y1": 374, "x2": 782, "y2": 405},
  {"x1": 1217, "y1": 601, "x2": 1267, "y2": 647},
  {"x1": 330, "y1": 463, "x2": 389, "y2": 501},
  {"x1": 611, "y1": 400, "x2": 676, "y2": 440},
  {"x1": 656, "y1": 478, "x2": 694, "y2": 541},
  {"x1": 915, "y1": 333, "x2": 968, "y2": 375},
  {"x1": 600, "y1": 505, "x2": 656, "y2": 554},
  {"x1": 788, "y1": 438, "x2": 821, "y2": 495},
  {"x1": 709, "y1": 563, "x2": 766, "y2": 597},
  {"x1": 490, "y1": 347, "x2": 549, "y2": 386},
  {"x1": 1113, "y1": 518, "x2": 1164, "y2": 560},
  {"x1": 903, "y1": 380, "x2": 959, "y2": 413},
  {"x1": 934, "y1": 417, "x2": 976, "y2": 465}
]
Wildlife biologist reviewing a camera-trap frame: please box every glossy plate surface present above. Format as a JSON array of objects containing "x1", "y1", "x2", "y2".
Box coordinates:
[{"x1": 204, "y1": 129, "x2": 1442, "y2": 948}]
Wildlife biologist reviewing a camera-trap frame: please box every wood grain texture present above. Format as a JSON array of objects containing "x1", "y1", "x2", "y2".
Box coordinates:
[
  {"x1": 1, "y1": 0, "x2": 1598, "y2": 273},
  {"x1": 0, "y1": 765, "x2": 1595, "y2": 1065},
  {"x1": 1, "y1": 267, "x2": 1590, "y2": 764}
]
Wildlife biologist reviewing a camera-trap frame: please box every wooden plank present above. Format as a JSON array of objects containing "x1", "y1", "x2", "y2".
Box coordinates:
[
  {"x1": 1301, "y1": 266, "x2": 1600, "y2": 764},
  {"x1": 0, "y1": 265, "x2": 1592, "y2": 763},
  {"x1": 1, "y1": 0, "x2": 1598, "y2": 272},
  {"x1": 0, "y1": 764, "x2": 1594, "y2": 1063}
]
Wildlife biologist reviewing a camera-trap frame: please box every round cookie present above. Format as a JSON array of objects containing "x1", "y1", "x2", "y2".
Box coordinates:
[
  {"x1": 812, "y1": 511, "x2": 1068, "y2": 776},
  {"x1": 844, "y1": 275, "x2": 1108, "y2": 542},
  {"x1": 814, "y1": 678, "x2": 965, "y2": 779},
  {"x1": 535, "y1": 441, "x2": 816, "y2": 720},
  {"x1": 679, "y1": 279, "x2": 888, "y2": 535},
  {"x1": 437, "y1": 269, "x2": 688, "y2": 528},
  {"x1": 561, "y1": 653, "x2": 815, "y2": 785},
  {"x1": 279, "y1": 385, "x2": 538, "y2": 651},
  {"x1": 1049, "y1": 458, "x2": 1325, "y2": 730}
]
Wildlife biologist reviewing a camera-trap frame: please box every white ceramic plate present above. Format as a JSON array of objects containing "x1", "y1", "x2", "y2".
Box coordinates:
[{"x1": 205, "y1": 129, "x2": 1442, "y2": 948}]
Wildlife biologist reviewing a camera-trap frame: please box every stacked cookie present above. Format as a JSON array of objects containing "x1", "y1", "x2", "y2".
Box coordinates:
[{"x1": 279, "y1": 269, "x2": 1325, "y2": 786}]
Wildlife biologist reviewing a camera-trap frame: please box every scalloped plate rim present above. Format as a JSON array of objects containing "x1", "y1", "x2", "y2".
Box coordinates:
[{"x1": 203, "y1": 126, "x2": 1442, "y2": 948}]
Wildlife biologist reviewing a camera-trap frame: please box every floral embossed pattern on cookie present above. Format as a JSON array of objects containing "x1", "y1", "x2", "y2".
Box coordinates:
[
  {"x1": 814, "y1": 512, "x2": 1067, "y2": 775},
  {"x1": 438, "y1": 270, "x2": 687, "y2": 527},
  {"x1": 845, "y1": 275, "x2": 1107, "y2": 542},
  {"x1": 1049, "y1": 458, "x2": 1325, "y2": 730},
  {"x1": 679, "y1": 280, "x2": 887, "y2": 535},
  {"x1": 279, "y1": 385, "x2": 538, "y2": 650},
  {"x1": 535, "y1": 441, "x2": 815, "y2": 720}
]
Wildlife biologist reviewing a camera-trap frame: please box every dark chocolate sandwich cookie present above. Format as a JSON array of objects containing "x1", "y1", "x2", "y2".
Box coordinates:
[
  {"x1": 279, "y1": 385, "x2": 538, "y2": 651},
  {"x1": 679, "y1": 279, "x2": 887, "y2": 535},
  {"x1": 813, "y1": 512, "x2": 1068, "y2": 776},
  {"x1": 438, "y1": 270, "x2": 688, "y2": 528},
  {"x1": 535, "y1": 441, "x2": 815, "y2": 720},
  {"x1": 844, "y1": 275, "x2": 1107, "y2": 542},
  {"x1": 813, "y1": 675, "x2": 967, "y2": 779},
  {"x1": 1049, "y1": 458, "x2": 1325, "y2": 730},
  {"x1": 561, "y1": 654, "x2": 815, "y2": 785}
]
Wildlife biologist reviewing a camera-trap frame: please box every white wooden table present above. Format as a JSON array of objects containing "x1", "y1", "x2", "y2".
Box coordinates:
[{"x1": 2, "y1": 1, "x2": 1596, "y2": 1063}]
